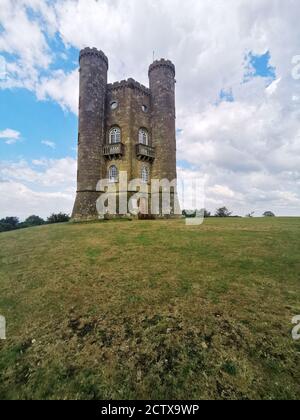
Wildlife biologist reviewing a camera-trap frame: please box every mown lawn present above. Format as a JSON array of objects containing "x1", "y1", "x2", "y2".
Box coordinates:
[{"x1": 0, "y1": 217, "x2": 299, "y2": 400}]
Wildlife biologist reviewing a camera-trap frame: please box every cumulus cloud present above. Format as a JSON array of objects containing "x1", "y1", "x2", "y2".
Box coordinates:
[
  {"x1": 0, "y1": 181, "x2": 74, "y2": 220},
  {"x1": 0, "y1": 128, "x2": 21, "y2": 144},
  {"x1": 36, "y1": 69, "x2": 79, "y2": 114},
  {"x1": 0, "y1": 158, "x2": 76, "y2": 219},
  {"x1": 0, "y1": 0, "x2": 51, "y2": 67},
  {"x1": 0, "y1": 0, "x2": 300, "y2": 216}
]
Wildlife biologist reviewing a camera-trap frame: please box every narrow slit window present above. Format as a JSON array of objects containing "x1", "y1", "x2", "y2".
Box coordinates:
[{"x1": 141, "y1": 166, "x2": 149, "y2": 183}]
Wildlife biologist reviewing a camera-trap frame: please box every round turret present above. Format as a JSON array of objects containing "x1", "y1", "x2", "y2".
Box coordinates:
[
  {"x1": 148, "y1": 58, "x2": 175, "y2": 77},
  {"x1": 72, "y1": 48, "x2": 108, "y2": 220},
  {"x1": 148, "y1": 58, "x2": 176, "y2": 182},
  {"x1": 79, "y1": 47, "x2": 109, "y2": 69}
]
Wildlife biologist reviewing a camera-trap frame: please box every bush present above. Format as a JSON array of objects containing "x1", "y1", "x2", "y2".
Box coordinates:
[
  {"x1": 24, "y1": 215, "x2": 45, "y2": 227},
  {"x1": 0, "y1": 217, "x2": 19, "y2": 232},
  {"x1": 263, "y1": 211, "x2": 275, "y2": 217},
  {"x1": 47, "y1": 213, "x2": 70, "y2": 224},
  {"x1": 182, "y1": 209, "x2": 211, "y2": 218},
  {"x1": 182, "y1": 210, "x2": 196, "y2": 218},
  {"x1": 18, "y1": 215, "x2": 45, "y2": 229},
  {"x1": 0, "y1": 213, "x2": 70, "y2": 233},
  {"x1": 215, "y1": 207, "x2": 232, "y2": 217},
  {"x1": 203, "y1": 209, "x2": 211, "y2": 218}
]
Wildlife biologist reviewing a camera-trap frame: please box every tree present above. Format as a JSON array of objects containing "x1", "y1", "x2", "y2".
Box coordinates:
[
  {"x1": 0, "y1": 217, "x2": 19, "y2": 232},
  {"x1": 182, "y1": 210, "x2": 196, "y2": 218},
  {"x1": 215, "y1": 207, "x2": 232, "y2": 217},
  {"x1": 182, "y1": 208, "x2": 211, "y2": 218},
  {"x1": 246, "y1": 212, "x2": 255, "y2": 218},
  {"x1": 263, "y1": 211, "x2": 275, "y2": 217},
  {"x1": 47, "y1": 213, "x2": 70, "y2": 224},
  {"x1": 203, "y1": 209, "x2": 211, "y2": 218},
  {"x1": 24, "y1": 215, "x2": 45, "y2": 227}
]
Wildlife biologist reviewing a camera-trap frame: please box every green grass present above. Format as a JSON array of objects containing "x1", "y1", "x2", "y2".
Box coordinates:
[{"x1": 0, "y1": 217, "x2": 299, "y2": 400}]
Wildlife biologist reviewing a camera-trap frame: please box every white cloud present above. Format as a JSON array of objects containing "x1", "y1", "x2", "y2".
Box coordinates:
[
  {"x1": 0, "y1": 0, "x2": 51, "y2": 67},
  {"x1": 0, "y1": 157, "x2": 76, "y2": 187},
  {"x1": 36, "y1": 69, "x2": 79, "y2": 114},
  {"x1": 0, "y1": 158, "x2": 77, "y2": 219},
  {"x1": 0, "y1": 0, "x2": 54, "y2": 93},
  {"x1": 32, "y1": 159, "x2": 49, "y2": 167},
  {"x1": 0, "y1": 181, "x2": 74, "y2": 220},
  {"x1": 41, "y1": 140, "x2": 56, "y2": 149},
  {"x1": 266, "y1": 77, "x2": 282, "y2": 95},
  {"x1": 209, "y1": 185, "x2": 235, "y2": 199},
  {"x1": 0, "y1": 128, "x2": 21, "y2": 144}
]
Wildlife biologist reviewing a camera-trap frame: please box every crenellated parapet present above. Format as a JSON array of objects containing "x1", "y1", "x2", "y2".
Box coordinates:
[
  {"x1": 79, "y1": 47, "x2": 109, "y2": 69},
  {"x1": 148, "y1": 59, "x2": 175, "y2": 77},
  {"x1": 107, "y1": 78, "x2": 150, "y2": 96}
]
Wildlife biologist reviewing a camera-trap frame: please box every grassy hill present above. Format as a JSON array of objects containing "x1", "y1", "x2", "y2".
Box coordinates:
[{"x1": 0, "y1": 217, "x2": 299, "y2": 400}]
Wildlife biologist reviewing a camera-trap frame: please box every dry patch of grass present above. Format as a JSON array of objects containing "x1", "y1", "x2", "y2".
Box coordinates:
[{"x1": 0, "y1": 218, "x2": 299, "y2": 399}]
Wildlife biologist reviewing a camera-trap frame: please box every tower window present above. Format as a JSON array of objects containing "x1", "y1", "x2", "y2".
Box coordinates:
[
  {"x1": 142, "y1": 105, "x2": 148, "y2": 113},
  {"x1": 108, "y1": 165, "x2": 119, "y2": 183},
  {"x1": 109, "y1": 127, "x2": 121, "y2": 144},
  {"x1": 141, "y1": 166, "x2": 149, "y2": 183},
  {"x1": 139, "y1": 128, "x2": 149, "y2": 146}
]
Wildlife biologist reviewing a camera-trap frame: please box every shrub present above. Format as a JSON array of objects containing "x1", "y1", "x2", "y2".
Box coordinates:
[
  {"x1": 203, "y1": 209, "x2": 211, "y2": 218},
  {"x1": 47, "y1": 213, "x2": 70, "y2": 224},
  {"x1": 215, "y1": 207, "x2": 232, "y2": 217},
  {"x1": 0, "y1": 217, "x2": 19, "y2": 232},
  {"x1": 24, "y1": 215, "x2": 45, "y2": 226},
  {"x1": 182, "y1": 210, "x2": 196, "y2": 218},
  {"x1": 182, "y1": 209, "x2": 211, "y2": 218},
  {"x1": 263, "y1": 211, "x2": 275, "y2": 217}
]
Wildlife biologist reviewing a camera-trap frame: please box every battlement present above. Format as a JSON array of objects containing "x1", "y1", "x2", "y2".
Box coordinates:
[
  {"x1": 79, "y1": 47, "x2": 109, "y2": 68},
  {"x1": 149, "y1": 59, "x2": 175, "y2": 77},
  {"x1": 107, "y1": 78, "x2": 150, "y2": 96}
]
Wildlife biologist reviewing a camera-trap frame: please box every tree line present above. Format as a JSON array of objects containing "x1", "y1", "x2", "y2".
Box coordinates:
[
  {"x1": 183, "y1": 207, "x2": 276, "y2": 218},
  {"x1": 0, "y1": 213, "x2": 70, "y2": 233},
  {"x1": 1, "y1": 207, "x2": 277, "y2": 233}
]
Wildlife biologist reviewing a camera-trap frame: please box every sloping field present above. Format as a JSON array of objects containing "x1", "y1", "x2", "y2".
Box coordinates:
[{"x1": 0, "y1": 217, "x2": 299, "y2": 400}]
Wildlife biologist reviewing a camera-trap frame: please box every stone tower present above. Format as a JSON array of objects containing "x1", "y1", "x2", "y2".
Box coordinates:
[
  {"x1": 72, "y1": 48, "x2": 108, "y2": 219},
  {"x1": 72, "y1": 48, "x2": 178, "y2": 220}
]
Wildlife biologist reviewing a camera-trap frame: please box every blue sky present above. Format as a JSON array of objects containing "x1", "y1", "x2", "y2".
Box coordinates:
[
  {"x1": 0, "y1": 35, "x2": 78, "y2": 162},
  {"x1": 249, "y1": 51, "x2": 276, "y2": 79},
  {"x1": 244, "y1": 51, "x2": 276, "y2": 84},
  {"x1": 0, "y1": 0, "x2": 299, "y2": 219},
  {"x1": 0, "y1": 88, "x2": 77, "y2": 161}
]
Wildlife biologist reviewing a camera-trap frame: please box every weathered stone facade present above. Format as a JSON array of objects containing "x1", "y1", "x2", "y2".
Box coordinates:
[{"x1": 72, "y1": 48, "x2": 178, "y2": 220}]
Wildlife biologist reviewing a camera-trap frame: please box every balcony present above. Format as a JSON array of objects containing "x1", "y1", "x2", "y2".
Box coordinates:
[
  {"x1": 103, "y1": 143, "x2": 124, "y2": 160},
  {"x1": 136, "y1": 143, "x2": 155, "y2": 163}
]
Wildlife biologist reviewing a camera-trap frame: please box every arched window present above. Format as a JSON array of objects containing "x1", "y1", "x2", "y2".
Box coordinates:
[
  {"x1": 139, "y1": 128, "x2": 149, "y2": 146},
  {"x1": 109, "y1": 127, "x2": 121, "y2": 144},
  {"x1": 141, "y1": 166, "x2": 149, "y2": 183},
  {"x1": 108, "y1": 165, "x2": 118, "y2": 183}
]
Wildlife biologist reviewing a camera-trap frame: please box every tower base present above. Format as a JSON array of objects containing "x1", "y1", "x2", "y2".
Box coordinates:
[
  {"x1": 72, "y1": 191, "x2": 182, "y2": 221},
  {"x1": 72, "y1": 191, "x2": 101, "y2": 221}
]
